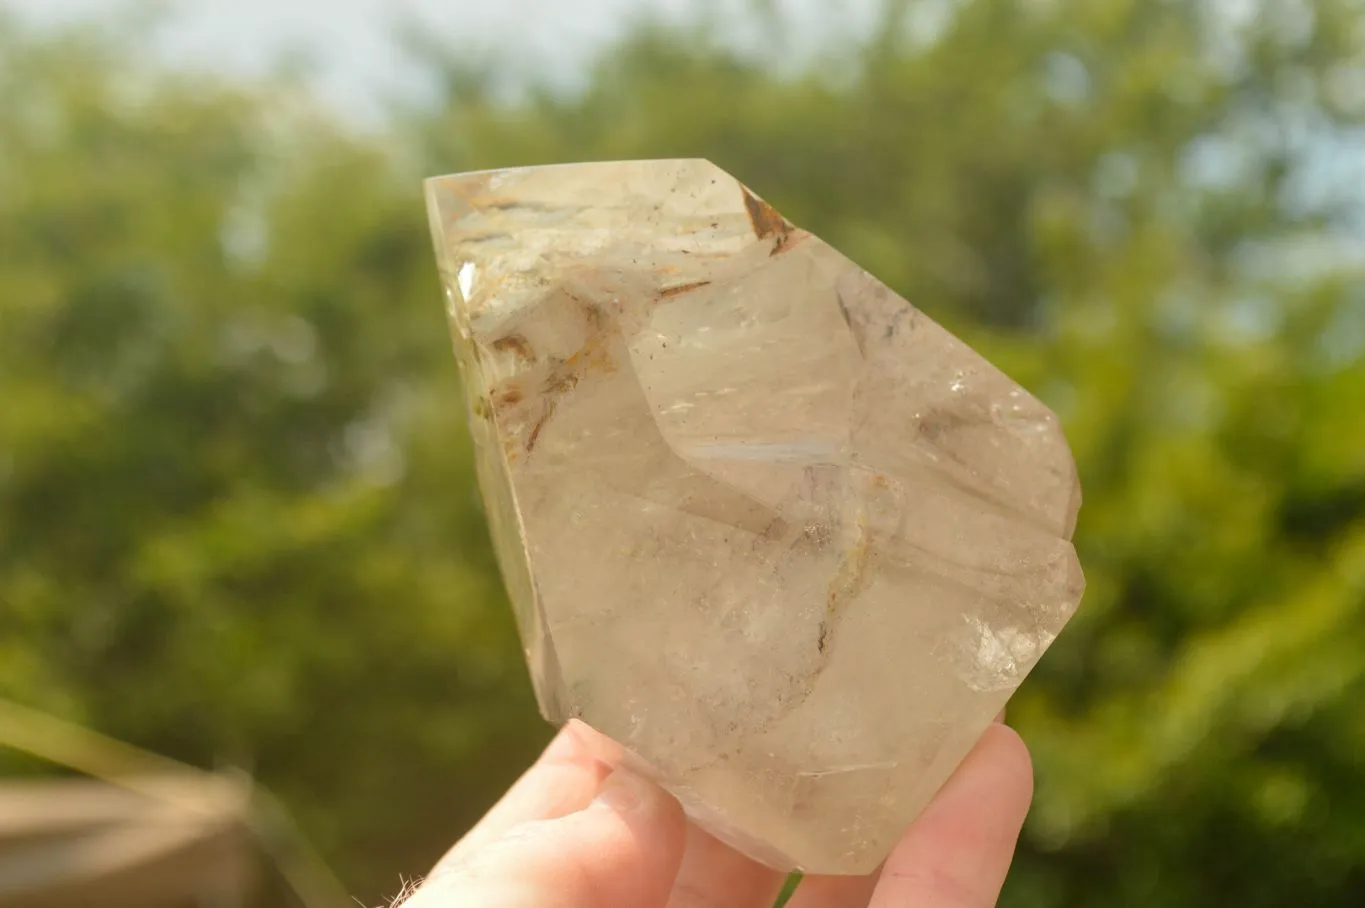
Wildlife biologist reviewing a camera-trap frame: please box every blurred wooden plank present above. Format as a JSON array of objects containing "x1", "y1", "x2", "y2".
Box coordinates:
[{"x1": 0, "y1": 775, "x2": 255, "y2": 908}]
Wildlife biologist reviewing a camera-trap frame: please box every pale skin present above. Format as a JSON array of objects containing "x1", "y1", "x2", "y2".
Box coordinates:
[{"x1": 403, "y1": 713, "x2": 1032, "y2": 908}]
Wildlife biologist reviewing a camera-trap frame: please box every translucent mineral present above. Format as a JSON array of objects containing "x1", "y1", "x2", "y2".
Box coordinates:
[{"x1": 424, "y1": 159, "x2": 1084, "y2": 875}]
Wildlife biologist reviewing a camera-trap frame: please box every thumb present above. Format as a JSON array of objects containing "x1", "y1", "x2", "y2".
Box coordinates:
[{"x1": 406, "y1": 769, "x2": 686, "y2": 908}]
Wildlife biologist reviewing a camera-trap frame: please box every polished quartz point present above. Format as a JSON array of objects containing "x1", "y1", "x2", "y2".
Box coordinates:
[{"x1": 424, "y1": 159, "x2": 1084, "y2": 875}]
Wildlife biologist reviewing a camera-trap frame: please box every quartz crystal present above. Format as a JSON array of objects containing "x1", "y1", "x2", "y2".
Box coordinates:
[{"x1": 425, "y1": 159, "x2": 1084, "y2": 875}]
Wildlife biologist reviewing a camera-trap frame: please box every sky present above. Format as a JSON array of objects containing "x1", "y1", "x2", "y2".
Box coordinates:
[
  {"x1": 9, "y1": 0, "x2": 1362, "y2": 231},
  {"x1": 6, "y1": 0, "x2": 881, "y2": 120}
]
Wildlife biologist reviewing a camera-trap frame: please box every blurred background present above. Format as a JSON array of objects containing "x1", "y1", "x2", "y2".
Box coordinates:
[{"x1": 1, "y1": 0, "x2": 1363, "y2": 905}]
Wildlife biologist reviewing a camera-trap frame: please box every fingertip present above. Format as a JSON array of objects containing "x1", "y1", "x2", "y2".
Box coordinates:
[
  {"x1": 666, "y1": 821, "x2": 786, "y2": 908},
  {"x1": 590, "y1": 768, "x2": 686, "y2": 828},
  {"x1": 612, "y1": 770, "x2": 687, "y2": 872},
  {"x1": 433, "y1": 725, "x2": 611, "y2": 872},
  {"x1": 534, "y1": 770, "x2": 687, "y2": 907},
  {"x1": 425, "y1": 770, "x2": 686, "y2": 908},
  {"x1": 541, "y1": 720, "x2": 589, "y2": 760},
  {"x1": 866, "y1": 723, "x2": 1035, "y2": 908},
  {"x1": 975, "y1": 722, "x2": 1034, "y2": 808}
]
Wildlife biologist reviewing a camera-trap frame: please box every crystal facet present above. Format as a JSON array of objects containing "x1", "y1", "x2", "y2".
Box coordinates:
[{"x1": 425, "y1": 159, "x2": 1084, "y2": 875}]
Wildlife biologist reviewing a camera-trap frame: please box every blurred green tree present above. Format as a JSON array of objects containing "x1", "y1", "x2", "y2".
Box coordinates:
[
  {"x1": 2, "y1": 1, "x2": 1364, "y2": 906},
  {"x1": 0, "y1": 10, "x2": 545, "y2": 898}
]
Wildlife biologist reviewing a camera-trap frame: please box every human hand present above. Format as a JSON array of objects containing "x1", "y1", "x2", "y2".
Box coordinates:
[{"x1": 402, "y1": 714, "x2": 1032, "y2": 908}]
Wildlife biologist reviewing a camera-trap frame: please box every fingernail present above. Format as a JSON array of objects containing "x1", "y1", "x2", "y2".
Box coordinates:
[
  {"x1": 542, "y1": 722, "x2": 583, "y2": 760},
  {"x1": 590, "y1": 769, "x2": 653, "y2": 814}
]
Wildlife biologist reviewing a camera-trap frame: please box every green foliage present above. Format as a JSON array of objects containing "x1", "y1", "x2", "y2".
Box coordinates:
[
  {"x1": 3, "y1": 1, "x2": 1364, "y2": 905},
  {"x1": 0, "y1": 11, "x2": 544, "y2": 893}
]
